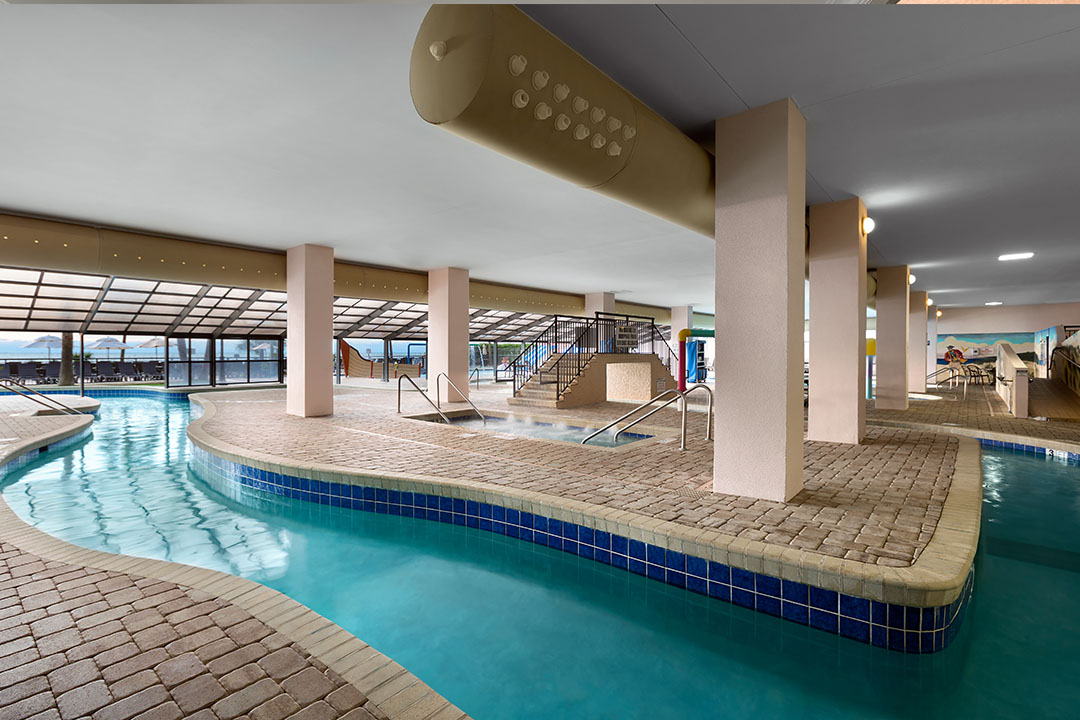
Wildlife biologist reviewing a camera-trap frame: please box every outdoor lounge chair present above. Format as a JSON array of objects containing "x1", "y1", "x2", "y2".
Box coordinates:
[
  {"x1": 0, "y1": 365, "x2": 11, "y2": 380},
  {"x1": 118, "y1": 361, "x2": 139, "y2": 380},
  {"x1": 44, "y1": 362, "x2": 61, "y2": 384},
  {"x1": 96, "y1": 362, "x2": 119, "y2": 382},
  {"x1": 17, "y1": 362, "x2": 41, "y2": 384}
]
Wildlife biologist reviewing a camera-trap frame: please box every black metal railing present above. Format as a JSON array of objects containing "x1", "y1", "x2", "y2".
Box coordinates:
[{"x1": 509, "y1": 311, "x2": 677, "y2": 399}]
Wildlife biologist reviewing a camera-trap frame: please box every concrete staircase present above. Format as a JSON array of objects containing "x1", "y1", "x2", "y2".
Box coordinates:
[{"x1": 506, "y1": 352, "x2": 572, "y2": 408}]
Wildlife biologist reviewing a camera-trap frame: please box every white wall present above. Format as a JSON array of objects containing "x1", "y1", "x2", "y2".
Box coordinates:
[{"x1": 937, "y1": 301, "x2": 1080, "y2": 334}]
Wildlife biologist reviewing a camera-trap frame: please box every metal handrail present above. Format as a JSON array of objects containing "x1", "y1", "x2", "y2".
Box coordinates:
[
  {"x1": 616, "y1": 383, "x2": 715, "y2": 446},
  {"x1": 469, "y1": 367, "x2": 481, "y2": 389},
  {"x1": 0, "y1": 378, "x2": 83, "y2": 415},
  {"x1": 397, "y1": 374, "x2": 449, "y2": 423},
  {"x1": 614, "y1": 394, "x2": 681, "y2": 440},
  {"x1": 582, "y1": 384, "x2": 713, "y2": 451},
  {"x1": 684, "y1": 384, "x2": 714, "y2": 441},
  {"x1": 1051, "y1": 346, "x2": 1080, "y2": 373},
  {"x1": 582, "y1": 389, "x2": 681, "y2": 445},
  {"x1": 435, "y1": 373, "x2": 486, "y2": 425}
]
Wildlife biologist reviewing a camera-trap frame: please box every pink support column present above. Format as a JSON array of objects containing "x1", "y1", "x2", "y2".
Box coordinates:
[
  {"x1": 714, "y1": 99, "x2": 806, "y2": 502},
  {"x1": 909, "y1": 291, "x2": 929, "y2": 393},
  {"x1": 428, "y1": 267, "x2": 470, "y2": 403},
  {"x1": 875, "y1": 266, "x2": 910, "y2": 410},
  {"x1": 808, "y1": 198, "x2": 867, "y2": 444},
  {"x1": 286, "y1": 244, "x2": 334, "y2": 418}
]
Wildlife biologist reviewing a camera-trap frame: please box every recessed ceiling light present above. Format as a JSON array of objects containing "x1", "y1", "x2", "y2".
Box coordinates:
[
  {"x1": 998, "y1": 252, "x2": 1034, "y2": 261},
  {"x1": 985, "y1": 301, "x2": 1003, "y2": 306},
  {"x1": 908, "y1": 274, "x2": 916, "y2": 285}
]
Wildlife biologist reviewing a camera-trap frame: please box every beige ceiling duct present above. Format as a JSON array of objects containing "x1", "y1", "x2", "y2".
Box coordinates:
[{"x1": 410, "y1": 4, "x2": 715, "y2": 237}]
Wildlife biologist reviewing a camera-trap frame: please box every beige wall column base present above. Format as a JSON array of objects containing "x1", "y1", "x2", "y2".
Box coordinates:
[
  {"x1": 876, "y1": 266, "x2": 911, "y2": 410},
  {"x1": 428, "y1": 267, "x2": 470, "y2": 403},
  {"x1": 713, "y1": 99, "x2": 806, "y2": 503},
  {"x1": 808, "y1": 198, "x2": 867, "y2": 444},
  {"x1": 286, "y1": 244, "x2": 334, "y2": 418}
]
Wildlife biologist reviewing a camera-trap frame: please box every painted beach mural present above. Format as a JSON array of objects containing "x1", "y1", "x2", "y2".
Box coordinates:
[{"x1": 935, "y1": 332, "x2": 1036, "y2": 375}]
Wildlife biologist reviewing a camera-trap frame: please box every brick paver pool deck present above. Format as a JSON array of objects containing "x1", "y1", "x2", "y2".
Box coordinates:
[
  {"x1": 196, "y1": 385, "x2": 957, "y2": 568},
  {"x1": 0, "y1": 542, "x2": 384, "y2": 720}
]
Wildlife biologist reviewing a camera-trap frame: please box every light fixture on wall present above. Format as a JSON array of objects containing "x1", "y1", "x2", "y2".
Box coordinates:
[
  {"x1": 936, "y1": 309, "x2": 943, "y2": 317},
  {"x1": 863, "y1": 217, "x2": 876, "y2": 234},
  {"x1": 926, "y1": 297, "x2": 934, "y2": 307},
  {"x1": 909, "y1": 274, "x2": 917, "y2": 285},
  {"x1": 998, "y1": 252, "x2": 1034, "y2": 261},
  {"x1": 985, "y1": 301, "x2": 1003, "y2": 306}
]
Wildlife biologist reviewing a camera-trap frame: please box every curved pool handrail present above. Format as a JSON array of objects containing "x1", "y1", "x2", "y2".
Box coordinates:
[
  {"x1": 683, "y1": 383, "x2": 714, "y2": 442},
  {"x1": 435, "y1": 372, "x2": 486, "y2": 425},
  {"x1": 397, "y1": 374, "x2": 450, "y2": 423},
  {"x1": 0, "y1": 377, "x2": 83, "y2": 415},
  {"x1": 581, "y1": 389, "x2": 682, "y2": 446},
  {"x1": 613, "y1": 394, "x2": 681, "y2": 441}
]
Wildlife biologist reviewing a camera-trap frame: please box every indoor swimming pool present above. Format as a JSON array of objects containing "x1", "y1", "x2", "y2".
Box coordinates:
[{"x1": 3, "y1": 397, "x2": 1078, "y2": 719}]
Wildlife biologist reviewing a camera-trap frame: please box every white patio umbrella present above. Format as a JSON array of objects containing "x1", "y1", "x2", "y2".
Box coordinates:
[
  {"x1": 136, "y1": 336, "x2": 166, "y2": 361},
  {"x1": 85, "y1": 336, "x2": 133, "y2": 361},
  {"x1": 251, "y1": 341, "x2": 274, "y2": 359},
  {"x1": 22, "y1": 335, "x2": 63, "y2": 360}
]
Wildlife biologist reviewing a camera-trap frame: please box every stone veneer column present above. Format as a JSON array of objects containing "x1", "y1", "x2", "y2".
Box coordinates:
[
  {"x1": 807, "y1": 198, "x2": 867, "y2": 444},
  {"x1": 428, "y1": 267, "x2": 470, "y2": 403},
  {"x1": 875, "y1": 266, "x2": 910, "y2": 410},
  {"x1": 585, "y1": 292, "x2": 614, "y2": 317},
  {"x1": 286, "y1": 244, "x2": 334, "y2": 418},
  {"x1": 714, "y1": 99, "x2": 806, "y2": 502},
  {"x1": 909, "y1": 291, "x2": 929, "y2": 393}
]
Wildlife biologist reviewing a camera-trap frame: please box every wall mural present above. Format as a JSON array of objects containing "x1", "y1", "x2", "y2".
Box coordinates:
[
  {"x1": 1057, "y1": 331, "x2": 1080, "y2": 397},
  {"x1": 935, "y1": 332, "x2": 1036, "y2": 371}
]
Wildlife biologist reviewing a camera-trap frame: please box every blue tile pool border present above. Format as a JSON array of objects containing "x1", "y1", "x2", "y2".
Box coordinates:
[
  {"x1": 0, "y1": 425, "x2": 94, "y2": 480},
  {"x1": 976, "y1": 437, "x2": 1080, "y2": 464},
  {"x1": 189, "y1": 442, "x2": 976, "y2": 654}
]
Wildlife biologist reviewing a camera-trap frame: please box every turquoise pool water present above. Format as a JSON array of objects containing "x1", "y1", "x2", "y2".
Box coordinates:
[{"x1": 3, "y1": 397, "x2": 1079, "y2": 719}]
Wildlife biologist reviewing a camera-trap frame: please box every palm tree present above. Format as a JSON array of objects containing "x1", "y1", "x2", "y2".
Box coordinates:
[{"x1": 59, "y1": 332, "x2": 74, "y2": 386}]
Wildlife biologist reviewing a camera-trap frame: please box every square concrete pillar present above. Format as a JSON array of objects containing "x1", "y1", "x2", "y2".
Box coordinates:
[
  {"x1": 807, "y1": 198, "x2": 867, "y2": 444},
  {"x1": 875, "y1": 266, "x2": 910, "y2": 410},
  {"x1": 926, "y1": 312, "x2": 938, "y2": 380},
  {"x1": 909, "y1": 291, "x2": 928, "y2": 393},
  {"x1": 286, "y1": 244, "x2": 334, "y2": 418},
  {"x1": 585, "y1": 292, "x2": 614, "y2": 317},
  {"x1": 428, "y1": 267, "x2": 470, "y2": 403},
  {"x1": 714, "y1": 99, "x2": 806, "y2": 502},
  {"x1": 670, "y1": 306, "x2": 693, "y2": 341}
]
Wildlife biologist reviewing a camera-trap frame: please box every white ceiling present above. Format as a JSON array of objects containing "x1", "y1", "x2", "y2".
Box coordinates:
[
  {"x1": 525, "y1": 4, "x2": 1080, "y2": 309},
  {"x1": 0, "y1": 4, "x2": 709, "y2": 309},
  {"x1": 2, "y1": 4, "x2": 1079, "y2": 313}
]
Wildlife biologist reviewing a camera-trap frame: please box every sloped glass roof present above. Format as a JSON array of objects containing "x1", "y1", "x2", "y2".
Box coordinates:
[{"x1": 0, "y1": 265, "x2": 562, "y2": 342}]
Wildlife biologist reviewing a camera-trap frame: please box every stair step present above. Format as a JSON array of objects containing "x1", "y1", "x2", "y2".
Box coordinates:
[{"x1": 506, "y1": 396, "x2": 560, "y2": 408}]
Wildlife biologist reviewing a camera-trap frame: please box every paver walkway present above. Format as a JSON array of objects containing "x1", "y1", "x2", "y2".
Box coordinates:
[
  {"x1": 196, "y1": 386, "x2": 958, "y2": 567},
  {"x1": 0, "y1": 541, "x2": 385, "y2": 720},
  {"x1": 867, "y1": 384, "x2": 1080, "y2": 446}
]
